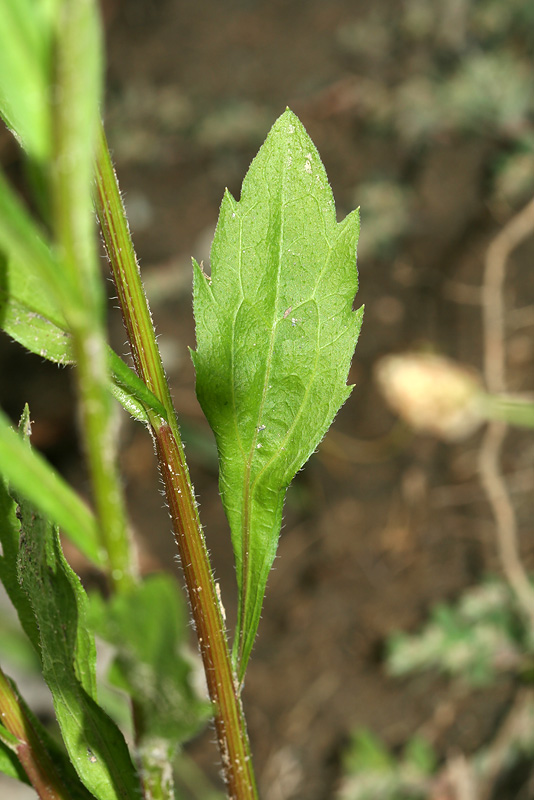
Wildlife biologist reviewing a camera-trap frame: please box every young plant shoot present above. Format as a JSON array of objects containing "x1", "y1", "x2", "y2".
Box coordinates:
[{"x1": 0, "y1": 3, "x2": 362, "y2": 795}]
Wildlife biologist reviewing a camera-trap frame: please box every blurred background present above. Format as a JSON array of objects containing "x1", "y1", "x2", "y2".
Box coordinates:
[{"x1": 1, "y1": 0, "x2": 534, "y2": 798}]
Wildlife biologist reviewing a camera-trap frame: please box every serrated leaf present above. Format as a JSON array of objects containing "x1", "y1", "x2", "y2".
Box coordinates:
[
  {"x1": 192, "y1": 108, "x2": 362, "y2": 680},
  {"x1": 16, "y1": 488, "x2": 142, "y2": 800}
]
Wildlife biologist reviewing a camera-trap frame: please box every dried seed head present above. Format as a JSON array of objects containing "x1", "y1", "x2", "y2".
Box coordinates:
[{"x1": 375, "y1": 353, "x2": 484, "y2": 441}]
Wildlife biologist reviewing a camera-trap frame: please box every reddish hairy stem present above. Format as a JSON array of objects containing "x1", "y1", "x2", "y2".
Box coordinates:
[{"x1": 155, "y1": 423, "x2": 255, "y2": 797}]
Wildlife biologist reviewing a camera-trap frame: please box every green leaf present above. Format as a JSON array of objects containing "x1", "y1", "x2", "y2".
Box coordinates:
[
  {"x1": 0, "y1": 248, "x2": 73, "y2": 363},
  {"x1": 192, "y1": 108, "x2": 362, "y2": 679},
  {"x1": 0, "y1": 671, "x2": 96, "y2": 800},
  {"x1": 0, "y1": 288, "x2": 163, "y2": 422},
  {"x1": 0, "y1": 162, "x2": 167, "y2": 422},
  {"x1": 0, "y1": 246, "x2": 166, "y2": 422},
  {"x1": 344, "y1": 729, "x2": 395, "y2": 775},
  {"x1": 0, "y1": 726, "x2": 29, "y2": 784},
  {"x1": 403, "y1": 736, "x2": 436, "y2": 776},
  {"x1": 0, "y1": 471, "x2": 40, "y2": 649},
  {"x1": 16, "y1": 488, "x2": 143, "y2": 800},
  {"x1": 0, "y1": 290, "x2": 164, "y2": 422},
  {"x1": 108, "y1": 348, "x2": 168, "y2": 423},
  {"x1": 0, "y1": 0, "x2": 55, "y2": 163},
  {"x1": 0, "y1": 426, "x2": 96, "y2": 798},
  {"x1": 0, "y1": 168, "x2": 75, "y2": 314},
  {"x1": 0, "y1": 290, "x2": 74, "y2": 363},
  {"x1": 89, "y1": 574, "x2": 211, "y2": 745},
  {"x1": 0, "y1": 407, "x2": 104, "y2": 566},
  {"x1": 0, "y1": 163, "x2": 80, "y2": 356}
]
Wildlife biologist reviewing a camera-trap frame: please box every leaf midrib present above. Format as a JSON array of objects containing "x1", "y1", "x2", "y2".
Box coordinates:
[{"x1": 235, "y1": 154, "x2": 288, "y2": 665}]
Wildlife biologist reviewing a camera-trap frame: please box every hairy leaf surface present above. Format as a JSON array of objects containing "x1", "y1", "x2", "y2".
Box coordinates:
[{"x1": 192, "y1": 109, "x2": 362, "y2": 679}]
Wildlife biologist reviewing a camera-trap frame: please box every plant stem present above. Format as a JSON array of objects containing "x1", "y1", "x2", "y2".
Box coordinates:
[
  {"x1": 94, "y1": 124, "x2": 258, "y2": 800},
  {"x1": 0, "y1": 667, "x2": 69, "y2": 800},
  {"x1": 482, "y1": 394, "x2": 534, "y2": 429},
  {"x1": 137, "y1": 739, "x2": 176, "y2": 800},
  {"x1": 51, "y1": 0, "x2": 135, "y2": 592}
]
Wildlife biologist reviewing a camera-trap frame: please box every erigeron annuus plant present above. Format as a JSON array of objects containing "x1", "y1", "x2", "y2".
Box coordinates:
[{"x1": 0, "y1": 2, "x2": 362, "y2": 799}]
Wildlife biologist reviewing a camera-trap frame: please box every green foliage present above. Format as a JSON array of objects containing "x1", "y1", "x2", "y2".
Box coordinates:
[
  {"x1": 393, "y1": 0, "x2": 534, "y2": 143},
  {"x1": 0, "y1": 716, "x2": 31, "y2": 785},
  {"x1": 387, "y1": 581, "x2": 525, "y2": 686},
  {"x1": 343, "y1": 729, "x2": 395, "y2": 775},
  {"x1": 89, "y1": 574, "x2": 212, "y2": 745},
  {"x1": 0, "y1": 0, "x2": 57, "y2": 164},
  {"x1": 192, "y1": 108, "x2": 362, "y2": 680},
  {"x1": 341, "y1": 578, "x2": 534, "y2": 799},
  {"x1": 0, "y1": 0, "x2": 364, "y2": 794},
  {"x1": 441, "y1": 51, "x2": 531, "y2": 135},
  {"x1": 492, "y1": 139, "x2": 534, "y2": 209},
  {"x1": 0, "y1": 672, "x2": 96, "y2": 800},
  {"x1": 0, "y1": 614, "x2": 40, "y2": 677},
  {"x1": 338, "y1": 0, "x2": 534, "y2": 257},
  {"x1": 0, "y1": 0, "x2": 165, "y2": 430},
  {"x1": 12, "y1": 423, "x2": 143, "y2": 799},
  {"x1": 339, "y1": 729, "x2": 435, "y2": 800},
  {"x1": 0, "y1": 406, "x2": 104, "y2": 565}
]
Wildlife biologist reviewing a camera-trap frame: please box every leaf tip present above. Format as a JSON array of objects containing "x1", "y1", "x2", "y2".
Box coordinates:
[{"x1": 18, "y1": 405, "x2": 32, "y2": 442}]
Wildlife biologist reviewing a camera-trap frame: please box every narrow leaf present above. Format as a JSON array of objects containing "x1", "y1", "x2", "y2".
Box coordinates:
[
  {"x1": 0, "y1": 427, "x2": 96, "y2": 799},
  {"x1": 192, "y1": 109, "x2": 362, "y2": 680},
  {"x1": 0, "y1": 0, "x2": 53, "y2": 163},
  {"x1": 0, "y1": 407, "x2": 104, "y2": 566},
  {"x1": 0, "y1": 471, "x2": 39, "y2": 648},
  {"x1": 0, "y1": 168, "x2": 75, "y2": 313},
  {"x1": 16, "y1": 492, "x2": 143, "y2": 800},
  {"x1": 108, "y1": 348, "x2": 168, "y2": 423},
  {"x1": 0, "y1": 166, "x2": 167, "y2": 422},
  {"x1": 0, "y1": 729, "x2": 29, "y2": 784},
  {"x1": 0, "y1": 246, "x2": 166, "y2": 421},
  {"x1": 0, "y1": 668, "x2": 95, "y2": 800}
]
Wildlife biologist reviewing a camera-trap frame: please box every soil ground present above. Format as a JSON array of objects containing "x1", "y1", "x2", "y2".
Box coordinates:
[{"x1": 1, "y1": 2, "x2": 533, "y2": 798}]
